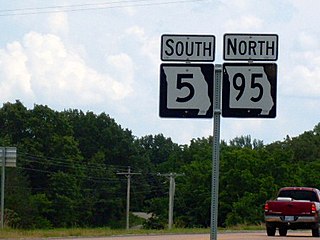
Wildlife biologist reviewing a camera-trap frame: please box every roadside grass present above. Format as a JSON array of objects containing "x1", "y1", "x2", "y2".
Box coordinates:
[{"x1": 0, "y1": 225, "x2": 265, "y2": 238}]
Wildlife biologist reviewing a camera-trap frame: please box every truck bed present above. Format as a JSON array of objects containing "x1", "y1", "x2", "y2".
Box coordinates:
[{"x1": 266, "y1": 199, "x2": 315, "y2": 216}]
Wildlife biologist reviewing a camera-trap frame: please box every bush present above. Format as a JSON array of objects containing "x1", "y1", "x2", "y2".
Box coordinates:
[
  {"x1": 4, "y1": 209, "x2": 21, "y2": 228},
  {"x1": 143, "y1": 216, "x2": 165, "y2": 229}
]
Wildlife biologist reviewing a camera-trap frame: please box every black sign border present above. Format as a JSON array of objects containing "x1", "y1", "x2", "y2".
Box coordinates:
[
  {"x1": 160, "y1": 63, "x2": 214, "y2": 118},
  {"x1": 222, "y1": 63, "x2": 277, "y2": 118}
]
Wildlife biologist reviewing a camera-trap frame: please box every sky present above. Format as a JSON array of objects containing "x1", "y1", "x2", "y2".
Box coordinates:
[{"x1": 0, "y1": 0, "x2": 320, "y2": 145}]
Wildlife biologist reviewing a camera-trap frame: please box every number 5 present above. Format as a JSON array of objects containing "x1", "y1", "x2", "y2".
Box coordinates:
[
  {"x1": 176, "y1": 74, "x2": 195, "y2": 103},
  {"x1": 250, "y1": 73, "x2": 263, "y2": 102}
]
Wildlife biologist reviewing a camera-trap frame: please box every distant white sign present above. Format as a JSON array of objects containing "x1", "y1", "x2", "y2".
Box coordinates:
[
  {"x1": 224, "y1": 34, "x2": 278, "y2": 61},
  {"x1": 0, "y1": 147, "x2": 17, "y2": 167},
  {"x1": 161, "y1": 34, "x2": 215, "y2": 62}
]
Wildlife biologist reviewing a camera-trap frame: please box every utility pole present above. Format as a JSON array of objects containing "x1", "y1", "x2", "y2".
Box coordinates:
[
  {"x1": 158, "y1": 172, "x2": 184, "y2": 229},
  {"x1": 117, "y1": 166, "x2": 141, "y2": 230}
]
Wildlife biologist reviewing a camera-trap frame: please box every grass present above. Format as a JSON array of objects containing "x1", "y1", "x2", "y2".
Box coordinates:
[
  {"x1": 0, "y1": 227, "x2": 204, "y2": 238},
  {"x1": 0, "y1": 225, "x2": 265, "y2": 238}
]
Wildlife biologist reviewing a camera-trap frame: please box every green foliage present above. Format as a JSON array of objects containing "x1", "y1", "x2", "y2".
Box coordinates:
[
  {"x1": 29, "y1": 194, "x2": 53, "y2": 229},
  {"x1": 3, "y1": 209, "x2": 21, "y2": 228},
  {"x1": 176, "y1": 159, "x2": 211, "y2": 227},
  {"x1": 1, "y1": 101, "x2": 320, "y2": 229},
  {"x1": 144, "y1": 197, "x2": 167, "y2": 218},
  {"x1": 143, "y1": 215, "x2": 165, "y2": 229}
]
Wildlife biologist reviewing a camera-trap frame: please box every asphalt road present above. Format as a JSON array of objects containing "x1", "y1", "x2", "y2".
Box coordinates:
[{"x1": 65, "y1": 231, "x2": 319, "y2": 240}]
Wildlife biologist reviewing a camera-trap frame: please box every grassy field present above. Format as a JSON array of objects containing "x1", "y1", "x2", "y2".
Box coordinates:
[{"x1": 0, "y1": 225, "x2": 264, "y2": 239}]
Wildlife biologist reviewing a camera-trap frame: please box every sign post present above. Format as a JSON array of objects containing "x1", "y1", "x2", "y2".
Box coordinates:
[
  {"x1": 0, "y1": 147, "x2": 17, "y2": 228},
  {"x1": 159, "y1": 34, "x2": 218, "y2": 237},
  {"x1": 1, "y1": 147, "x2": 5, "y2": 229},
  {"x1": 211, "y1": 65, "x2": 222, "y2": 240},
  {"x1": 159, "y1": 33, "x2": 278, "y2": 240}
]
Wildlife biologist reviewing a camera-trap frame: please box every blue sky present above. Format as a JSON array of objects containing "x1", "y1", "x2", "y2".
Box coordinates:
[{"x1": 1, "y1": 0, "x2": 320, "y2": 145}]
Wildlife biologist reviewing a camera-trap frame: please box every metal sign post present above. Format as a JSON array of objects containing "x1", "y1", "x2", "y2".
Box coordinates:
[
  {"x1": 210, "y1": 65, "x2": 222, "y2": 240},
  {"x1": 159, "y1": 33, "x2": 278, "y2": 240},
  {"x1": 1, "y1": 147, "x2": 5, "y2": 229},
  {"x1": 0, "y1": 147, "x2": 17, "y2": 228}
]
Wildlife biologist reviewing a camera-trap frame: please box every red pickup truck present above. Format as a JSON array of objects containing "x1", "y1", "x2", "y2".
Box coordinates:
[{"x1": 264, "y1": 187, "x2": 320, "y2": 237}]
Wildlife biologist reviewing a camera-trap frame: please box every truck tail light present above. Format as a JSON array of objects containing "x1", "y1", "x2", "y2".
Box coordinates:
[
  {"x1": 265, "y1": 203, "x2": 269, "y2": 212},
  {"x1": 311, "y1": 203, "x2": 316, "y2": 214}
]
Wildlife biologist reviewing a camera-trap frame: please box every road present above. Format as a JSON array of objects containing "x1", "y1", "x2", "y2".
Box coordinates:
[{"x1": 65, "y1": 231, "x2": 318, "y2": 240}]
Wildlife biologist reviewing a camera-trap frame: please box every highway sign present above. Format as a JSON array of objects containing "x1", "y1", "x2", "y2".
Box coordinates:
[
  {"x1": 222, "y1": 63, "x2": 277, "y2": 118},
  {"x1": 159, "y1": 63, "x2": 214, "y2": 118},
  {"x1": 161, "y1": 34, "x2": 215, "y2": 62},
  {"x1": 0, "y1": 147, "x2": 16, "y2": 167},
  {"x1": 224, "y1": 33, "x2": 278, "y2": 61}
]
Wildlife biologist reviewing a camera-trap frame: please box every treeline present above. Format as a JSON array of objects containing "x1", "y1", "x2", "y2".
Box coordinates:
[{"x1": 0, "y1": 101, "x2": 320, "y2": 229}]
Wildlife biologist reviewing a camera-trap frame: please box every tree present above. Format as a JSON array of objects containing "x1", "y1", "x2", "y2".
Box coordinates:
[
  {"x1": 137, "y1": 134, "x2": 180, "y2": 167},
  {"x1": 173, "y1": 137, "x2": 213, "y2": 227},
  {"x1": 2, "y1": 100, "x2": 320, "y2": 229},
  {"x1": 80, "y1": 151, "x2": 123, "y2": 227},
  {"x1": 0, "y1": 100, "x2": 29, "y2": 143},
  {"x1": 175, "y1": 159, "x2": 211, "y2": 227},
  {"x1": 48, "y1": 171, "x2": 81, "y2": 227},
  {"x1": 5, "y1": 168, "x2": 34, "y2": 228}
]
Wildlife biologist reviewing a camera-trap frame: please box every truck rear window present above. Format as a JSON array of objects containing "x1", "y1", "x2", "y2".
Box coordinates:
[{"x1": 278, "y1": 190, "x2": 319, "y2": 202}]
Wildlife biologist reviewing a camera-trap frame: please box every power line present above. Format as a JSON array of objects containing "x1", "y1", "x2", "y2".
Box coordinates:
[
  {"x1": 0, "y1": 0, "x2": 207, "y2": 17},
  {"x1": 0, "y1": 0, "x2": 150, "y2": 12},
  {"x1": 19, "y1": 151, "x2": 129, "y2": 171},
  {"x1": 20, "y1": 157, "x2": 128, "y2": 172},
  {"x1": 16, "y1": 166, "x2": 126, "y2": 184}
]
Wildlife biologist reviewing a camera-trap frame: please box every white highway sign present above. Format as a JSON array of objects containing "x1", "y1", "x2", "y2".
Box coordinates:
[
  {"x1": 224, "y1": 33, "x2": 278, "y2": 61},
  {"x1": 222, "y1": 63, "x2": 277, "y2": 118},
  {"x1": 159, "y1": 63, "x2": 214, "y2": 118},
  {"x1": 0, "y1": 147, "x2": 17, "y2": 167},
  {"x1": 161, "y1": 34, "x2": 215, "y2": 62}
]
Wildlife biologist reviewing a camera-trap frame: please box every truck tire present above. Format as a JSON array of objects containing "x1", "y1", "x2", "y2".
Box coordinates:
[
  {"x1": 279, "y1": 227, "x2": 287, "y2": 236},
  {"x1": 266, "y1": 225, "x2": 276, "y2": 236},
  {"x1": 312, "y1": 224, "x2": 320, "y2": 237}
]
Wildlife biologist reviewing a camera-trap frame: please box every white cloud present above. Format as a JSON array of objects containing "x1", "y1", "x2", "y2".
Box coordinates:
[
  {"x1": 106, "y1": 53, "x2": 134, "y2": 99},
  {"x1": 224, "y1": 15, "x2": 263, "y2": 32},
  {"x1": 2, "y1": 0, "x2": 320, "y2": 145},
  {"x1": 47, "y1": 12, "x2": 69, "y2": 35},
  {"x1": 297, "y1": 32, "x2": 319, "y2": 50},
  {"x1": 125, "y1": 26, "x2": 145, "y2": 40},
  {"x1": 124, "y1": 25, "x2": 160, "y2": 66},
  {"x1": 222, "y1": 0, "x2": 252, "y2": 11},
  {"x1": 283, "y1": 64, "x2": 320, "y2": 97},
  {"x1": 0, "y1": 41, "x2": 33, "y2": 101},
  {"x1": 0, "y1": 32, "x2": 134, "y2": 110},
  {"x1": 281, "y1": 32, "x2": 320, "y2": 98}
]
